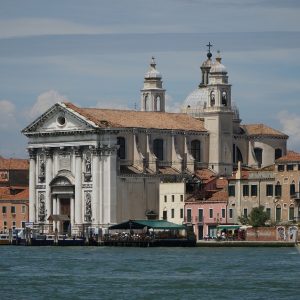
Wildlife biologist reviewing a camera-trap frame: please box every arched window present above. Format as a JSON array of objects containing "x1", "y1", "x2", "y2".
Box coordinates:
[
  {"x1": 153, "y1": 139, "x2": 164, "y2": 161},
  {"x1": 275, "y1": 181, "x2": 282, "y2": 197},
  {"x1": 276, "y1": 205, "x2": 281, "y2": 222},
  {"x1": 155, "y1": 96, "x2": 160, "y2": 111},
  {"x1": 275, "y1": 148, "x2": 282, "y2": 160},
  {"x1": 117, "y1": 137, "x2": 126, "y2": 159},
  {"x1": 191, "y1": 140, "x2": 201, "y2": 162},
  {"x1": 254, "y1": 147, "x2": 263, "y2": 167},
  {"x1": 144, "y1": 94, "x2": 151, "y2": 111},
  {"x1": 210, "y1": 91, "x2": 215, "y2": 107},
  {"x1": 222, "y1": 91, "x2": 227, "y2": 106},
  {"x1": 290, "y1": 181, "x2": 296, "y2": 196}
]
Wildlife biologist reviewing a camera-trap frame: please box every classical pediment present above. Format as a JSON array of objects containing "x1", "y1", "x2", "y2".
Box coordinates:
[{"x1": 22, "y1": 102, "x2": 97, "y2": 135}]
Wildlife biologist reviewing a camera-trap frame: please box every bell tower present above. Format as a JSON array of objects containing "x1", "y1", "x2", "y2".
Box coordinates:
[
  {"x1": 204, "y1": 51, "x2": 234, "y2": 176},
  {"x1": 141, "y1": 57, "x2": 166, "y2": 112}
]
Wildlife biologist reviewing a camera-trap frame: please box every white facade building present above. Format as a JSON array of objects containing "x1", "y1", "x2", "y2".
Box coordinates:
[{"x1": 22, "y1": 51, "x2": 288, "y2": 234}]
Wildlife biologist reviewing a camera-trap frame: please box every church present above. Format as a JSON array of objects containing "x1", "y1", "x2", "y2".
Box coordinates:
[{"x1": 22, "y1": 47, "x2": 288, "y2": 234}]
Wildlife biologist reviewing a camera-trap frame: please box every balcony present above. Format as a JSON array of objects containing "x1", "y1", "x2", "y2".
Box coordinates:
[{"x1": 291, "y1": 192, "x2": 300, "y2": 200}]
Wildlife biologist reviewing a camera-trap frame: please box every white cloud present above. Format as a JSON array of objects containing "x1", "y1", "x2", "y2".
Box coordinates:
[
  {"x1": 165, "y1": 94, "x2": 181, "y2": 113},
  {"x1": 0, "y1": 100, "x2": 17, "y2": 129},
  {"x1": 277, "y1": 110, "x2": 300, "y2": 152},
  {"x1": 26, "y1": 90, "x2": 68, "y2": 119}
]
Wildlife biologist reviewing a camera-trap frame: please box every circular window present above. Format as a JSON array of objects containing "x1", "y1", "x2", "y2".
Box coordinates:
[{"x1": 57, "y1": 115, "x2": 66, "y2": 126}]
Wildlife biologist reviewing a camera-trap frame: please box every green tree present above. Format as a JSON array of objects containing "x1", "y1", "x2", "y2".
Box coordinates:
[{"x1": 248, "y1": 206, "x2": 269, "y2": 227}]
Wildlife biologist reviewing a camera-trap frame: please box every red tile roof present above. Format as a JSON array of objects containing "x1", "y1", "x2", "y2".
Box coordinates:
[
  {"x1": 64, "y1": 102, "x2": 207, "y2": 132},
  {"x1": 0, "y1": 157, "x2": 29, "y2": 170},
  {"x1": 0, "y1": 187, "x2": 29, "y2": 200},
  {"x1": 207, "y1": 189, "x2": 228, "y2": 202},
  {"x1": 242, "y1": 124, "x2": 287, "y2": 137},
  {"x1": 276, "y1": 150, "x2": 300, "y2": 163}
]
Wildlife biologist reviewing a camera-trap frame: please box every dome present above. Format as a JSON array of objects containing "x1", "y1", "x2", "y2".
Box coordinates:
[
  {"x1": 144, "y1": 57, "x2": 162, "y2": 79},
  {"x1": 210, "y1": 52, "x2": 227, "y2": 74},
  {"x1": 181, "y1": 87, "x2": 209, "y2": 118},
  {"x1": 210, "y1": 61, "x2": 227, "y2": 73}
]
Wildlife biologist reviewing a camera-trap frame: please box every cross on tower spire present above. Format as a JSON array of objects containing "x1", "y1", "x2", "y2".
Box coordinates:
[{"x1": 206, "y1": 42, "x2": 213, "y2": 59}]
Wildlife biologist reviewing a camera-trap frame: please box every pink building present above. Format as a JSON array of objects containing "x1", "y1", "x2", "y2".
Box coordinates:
[{"x1": 185, "y1": 190, "x2": 228, "y2": 240}]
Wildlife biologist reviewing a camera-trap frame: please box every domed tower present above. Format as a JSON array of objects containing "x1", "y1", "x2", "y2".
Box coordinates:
[
  {"x1": 204, "y1": 51, "x2": 234, "y2": 176},
  {"x1": 181, "y1": 45, "x2": 213, "y2": 118},
  {"x1": 141, "y1": 57, "x2": 166, "y2": 112}
]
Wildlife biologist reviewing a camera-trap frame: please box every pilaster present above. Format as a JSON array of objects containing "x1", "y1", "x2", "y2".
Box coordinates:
[
  {"x1": 28, "y1": 149, "x2": 37, "y2": 223},
  {"x1": 45, "y1": 148, "x2": 53, "y2": 223},
  {"x1": 74, "y1": 147, "x2": 83, "y2": 225}
]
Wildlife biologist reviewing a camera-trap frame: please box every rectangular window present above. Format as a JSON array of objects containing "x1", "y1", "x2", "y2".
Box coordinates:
[
  {"x1": 198, "y1": 209, "x2": 203, "y2": 222},
  {"x1": 2, "y1": 206, "x2": 6, "y2": 214},
  {"x1": 298, "y1": 164, "x2": 300, "y2": 171},
  {"x1": 172, "y1": 195, "x2": 175, "y2": 202},
  {"x1": 266, "y1": 208, "x2": 271, "y2": 219},
  {"x1": 221, "y1": 208, "x2": 226, "y2": 219},
  {"x1": 186, "y1": 209, "x2": 192, "y2": 223},
  {"x1": 276, "y1": 206, "x2": 281, "y2": 221},
  {"x1": 3, "y1": 221, "x2": 7, "y2": 230},
  {"x1": 180, "y1": 195, "x2": 183, "y2": 202},
  {"x1": 287, "y1": 164, "x2": 294, "y2": 171},
  {"x1": 243, "y1": 185, "x2": 249, "y2": 197},
  {"x1": 229, "y1": 208, "x2": 233, "y2": 219},
  {"x1": 21, "y1": 205, "x2": 26, "y2": 214},
  {"x1": 266, "y1": 184, "x2": 273, "y2": 196},
  {"x1": 251, "y1": 185, "x2": 258, "y2": 197},
  {"x1": 12, "y1": 221, "x2": 16, "y2": 229},
  {"x1": 289, "y1": 206, "x2": 294, "y2": 221},
  {"x1": 180, "y1": 208, "x2": 184, "y2": 219},
  {"x1": 243, "y1": 208, "x2": 248, "y2": 218},
  {"x1": 275, "y1": 185, "x2": 282, "y2": 197},
  {"x1": 228, "y1": 185, "x2": 235, "y2": 197},
  {"x1": 209, "y1": 208, "x2": 213, "y2": 219},
  {"x1": 278, "y1": 165, "x2": 284, "y2": 172},
  {"x1": 164, "y1": 195, "x2": 167, "y2": 202},
  {"x1": 163, "y1": 211, "x2": 167, "y2": 220},
  {"x1": 11, "y1": 206, "x2": 16, "y2": 214},
  {"x1": 171, "y1": 209, "x2": 174, "y2": 218}
]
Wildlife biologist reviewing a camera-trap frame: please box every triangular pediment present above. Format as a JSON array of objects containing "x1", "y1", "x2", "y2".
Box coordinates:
[{"x1": 22, "y1": 103, "x2": 96, "y2": 135}]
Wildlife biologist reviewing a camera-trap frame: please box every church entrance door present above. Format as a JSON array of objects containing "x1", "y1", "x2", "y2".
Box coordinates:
[{"x1": 60, "y1": 198, "x2": 71, "y2": 234}]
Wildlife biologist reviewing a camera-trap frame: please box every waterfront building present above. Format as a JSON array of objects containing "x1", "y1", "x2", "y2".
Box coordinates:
[
  {"x1": 22, "y1": 49, "x2": 289, "y2": 234},
  {"x1": 159, "y1": 182, "x2": 185, "y2": 225},
  {"x1": 274, "y1": 151, "x2": 300, "y2": 223},
  {"x1": 0, "y1": 157, "x2": 29, "y2": 232}
]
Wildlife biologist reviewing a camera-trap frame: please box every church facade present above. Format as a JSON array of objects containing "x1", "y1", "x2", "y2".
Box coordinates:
[{"x1": 22, "y1": 50, "x2": 288, "y2": 234}]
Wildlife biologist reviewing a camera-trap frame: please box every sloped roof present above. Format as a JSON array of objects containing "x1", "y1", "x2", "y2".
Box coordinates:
[
  {"x1": 207, "y1": 189, "x2": 228, "y2": 202},
  {"x1": 64, "y1": 102, "x2": 207, "y2": 132},
  {"x1": 0, "y1": 187, "x2": 29, "y2": 200},
  {"x1": 194, "y1": 169, "x2": 216, "y2": 183},
  {"x1": 242, "y1": 124, "x2": 287, "y2": 138},
  {"x1": 276, "y1": 150, "x2": 300, "y2": 163},
  {"x1": 0, "y1": 157, "x2": 29, "y2": 170}
]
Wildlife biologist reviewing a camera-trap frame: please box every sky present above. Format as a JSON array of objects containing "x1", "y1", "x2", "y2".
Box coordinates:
[{"x1": 1, "y1": 0, "x2": 300, "y2": 158}]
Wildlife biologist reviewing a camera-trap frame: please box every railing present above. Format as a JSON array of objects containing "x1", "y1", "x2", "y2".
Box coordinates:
[{"x1": 291, "y1": 192, "x2": 300, "y2": 200}]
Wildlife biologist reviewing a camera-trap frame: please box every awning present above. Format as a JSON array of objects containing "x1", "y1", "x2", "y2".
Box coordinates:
[
  {"x1": 217, "y1": 225, "x2": 241, "y2": 230},
  {"x1": 48, "y1": 214, "x2": 70, "y2": 222},
  {"x1": 109, "y1": 220, "x2": 186, "y2": 230}
]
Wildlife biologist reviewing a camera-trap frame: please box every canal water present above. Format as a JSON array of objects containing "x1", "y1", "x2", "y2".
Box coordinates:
[{"x1": 0, "y1": 246, "x2": 299, "y2": 300}]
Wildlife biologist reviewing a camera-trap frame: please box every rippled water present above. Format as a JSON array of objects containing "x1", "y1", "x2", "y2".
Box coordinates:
[{"x1": 0, "y1": 246, "x2": 299, "y2": 300}]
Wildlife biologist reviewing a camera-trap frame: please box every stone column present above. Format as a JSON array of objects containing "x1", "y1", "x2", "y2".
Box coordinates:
[
  {"x1": 92, "y1": 148, "x2": 100, "y2": 227},
  {"x1": 103, "y1": 146, "x2": 117, "y2": 225},
  {"x1": 53, "y1": 195, "x2": 57, "y2": 215},
  {"x1": 70, "y1": 196, "x2": 75, "y2": 227},
  {"x1": 28, "y1": 149, "x2": 37, "y2": 223},
  {"x1": 74, "y1": 147, "x2": 82, "y2": 225},
  {"x1": 45, "y1": 148, "x2": 53, "y2": 223}
]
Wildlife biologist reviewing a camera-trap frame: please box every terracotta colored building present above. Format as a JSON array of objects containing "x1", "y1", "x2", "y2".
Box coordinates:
[
  {"x1": 0, "y1": 157, "x2": 29, "y2": 233},
  {"x1": 185, "y1": 172, "x2": 228, "y2": 240},
  {"x1": 274, "y1": 151, "x2": 300, "y2": 223}
]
